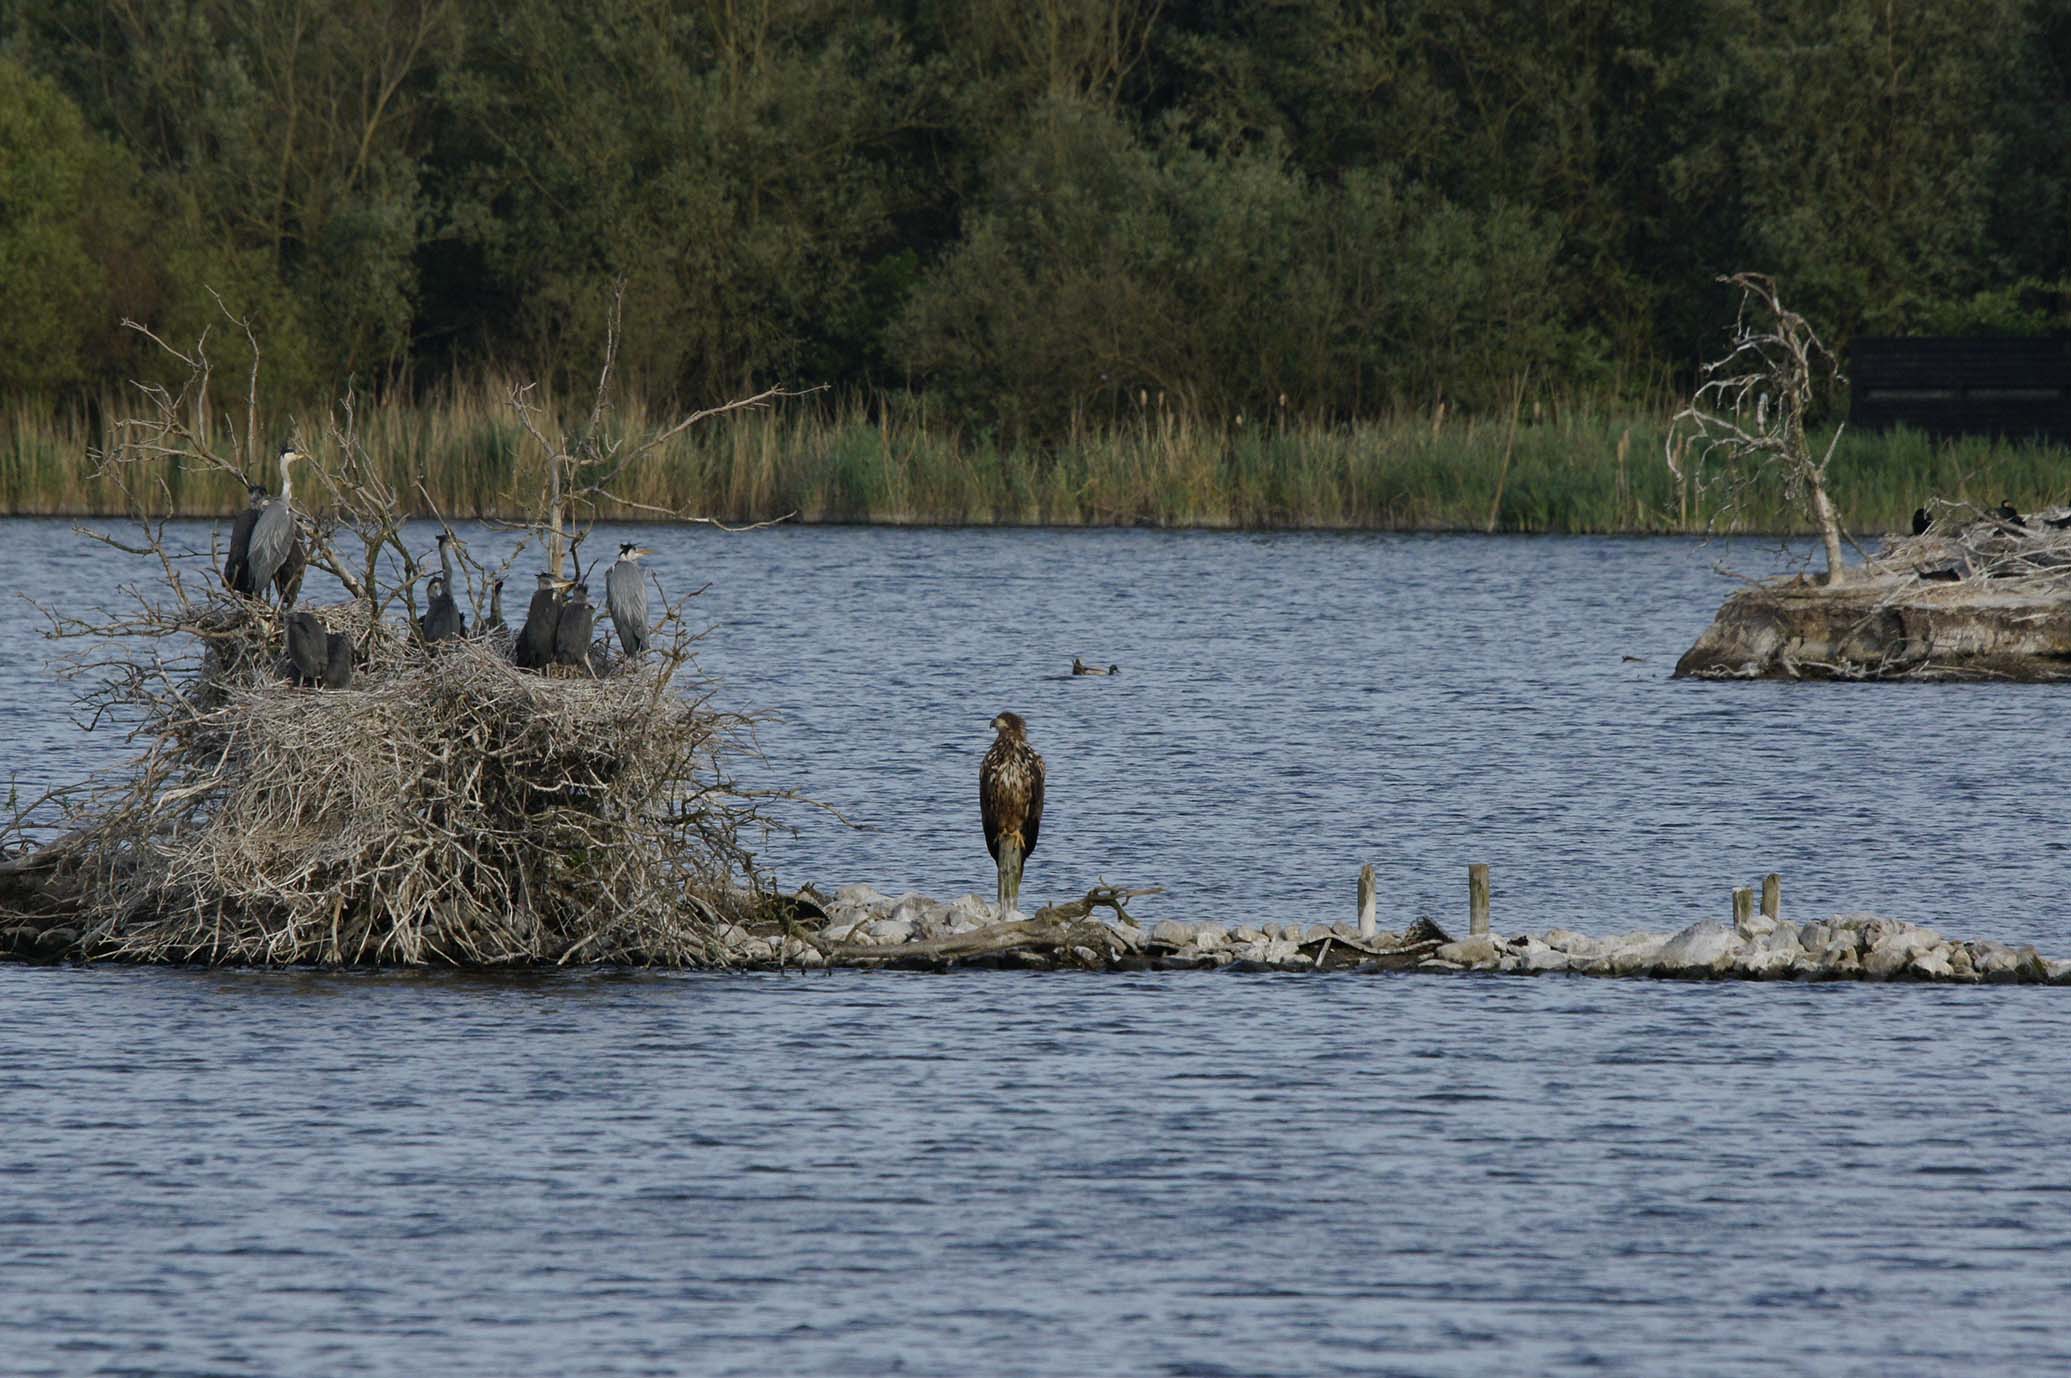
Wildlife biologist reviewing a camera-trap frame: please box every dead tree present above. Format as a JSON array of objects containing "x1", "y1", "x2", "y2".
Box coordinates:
[
  {"x1": 1669, "y1": 273, "x2": 1851, "y2": 585},
  {"x1": 504, "y1": 283, "x2": 814, "y2": 579}
]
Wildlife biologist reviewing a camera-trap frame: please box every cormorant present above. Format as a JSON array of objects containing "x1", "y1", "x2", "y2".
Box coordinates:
[
  {"x1": 485, "y1": 578, "x2": 506, "y2": 634},
  {"x1": 1911, "y1": 507, "x2": 1931, "y2": 536},
  {"x1": 1997, "y1": 499, "x2": 2026, "y2": 528},
  {"x1": 514, "y1": 572, "x2": 562, "y2": 670},
  {"x1": 605, "y1": 544, "x2": 653, "y2": 659},
  {"x1": 419, "y1": 574, "x2": 464, "y2": 643},
  {"x1": 224, "y1": 484, "x2": 266, "y2": 593},
  {"x1": 979, "y1": 711, "x2": 1046, "y2": 916}
]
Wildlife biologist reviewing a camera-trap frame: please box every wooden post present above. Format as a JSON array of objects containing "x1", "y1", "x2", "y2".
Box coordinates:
[
  {"x1": 1468, "y1": 864, "x2": 1490, "y2": 936},
  {"x1": 1761, "y1": 873, "x2": 1781, "y2": 920},
  {"x1": 1733, "y1": 886, "x2": 1754, "y2": 927},
  {"x1": 1357, "y1": 864, "x2": 1376, "y2": 939}
]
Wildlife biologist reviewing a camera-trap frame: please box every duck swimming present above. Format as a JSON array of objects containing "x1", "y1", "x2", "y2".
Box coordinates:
[{"x1": 1071, "y1": 657, "x2": 1118, "y2": 676}]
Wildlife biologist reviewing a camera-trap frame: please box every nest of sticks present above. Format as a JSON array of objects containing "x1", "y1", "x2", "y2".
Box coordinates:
[
  {"x1": 35, "y1": 602, "x2": 771, "y2": 966},
  {"x1": 1865, "y1": 499, "x2": 2071, "y2": 588}
]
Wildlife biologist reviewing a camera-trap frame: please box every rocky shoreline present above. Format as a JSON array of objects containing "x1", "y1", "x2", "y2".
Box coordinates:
[
  {"x1": 6, "y1": 876, "x2": 2066, "y2": 982},
  {"x1": 729, "y1": 884, "x2": 2071, "y2": 984}
]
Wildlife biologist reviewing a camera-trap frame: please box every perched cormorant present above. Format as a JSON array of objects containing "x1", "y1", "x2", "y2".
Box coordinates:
[
  {"x1": 1997, "y1": 499, "x2": 2026, "y2": 528},
  {"x1": 246, "y1": 447, "x2": 306, "y2": 601},
  {"x1": 605, "y1": 544, "x2": 653, "y2": 659},
  {"x1": 979, "y1": 711, "x2": 1046, "y2": 916},
  {"x1": 485, "y1": 578, "x2": 506, "y2": 633},
  {"x1": 284, "y1": 610, "x2": 327, "y2": 685},
  {"x1": 514, "y1": 572, "x2": 562, "y2": 670},
  {"x1": 1911, "y1": 507, "x2": 1931, "y2": 536},
  {"x1": 1071, "y1": 657, "x2": 1118, "y2": 676},
  {"x1": 224, "y1": 484, "x2": 266, "y2": 593},
  {"x1": 419, "y1": 574, "x2": 464, "y2": 643},
  {"x1": 553, "y1": 583, "x2": 595, "y2": 671}
]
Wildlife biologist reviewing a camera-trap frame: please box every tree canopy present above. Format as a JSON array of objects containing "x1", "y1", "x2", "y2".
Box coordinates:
[{"x1": 4, "y1": 0, "x2": 2067, "y2": 429}]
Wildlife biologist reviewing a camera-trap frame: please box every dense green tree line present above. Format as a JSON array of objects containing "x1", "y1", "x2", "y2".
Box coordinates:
[{"x1": 3, "y1": 0, "x2": 2067, "y2": 431}]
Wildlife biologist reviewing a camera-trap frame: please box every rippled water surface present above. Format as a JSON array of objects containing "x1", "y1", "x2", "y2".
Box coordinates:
[{"x1": 4, "y1": 520, "x2": 2071, "y2": 1375}]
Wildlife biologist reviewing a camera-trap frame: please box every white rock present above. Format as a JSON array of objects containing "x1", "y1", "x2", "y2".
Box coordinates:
[
  {"x1": 819, "y1": 921, "x2": 863, "y2": 943},
  {"x1": 833, "y1": 883, "x2": 888, "y2": 913},
  {"x1": 1607, "y1": 934, "x2": 1670, "y2": 975},
  {"x1": 1907, "y1": 946, "x2": 1954, "y2": 980},
  {"x1": 1152, "y1": 920, "x2": 1194, "y2": 946},
  {"x1": 864, "y1": 919, "x2": 914, "y2": 945},
  {"x1": 946, "y1": 894, "x2": 992, "y2": 922},
  {"x1": 1232, "y1": 925, "x2": 1266, "y2": 943},
  {"x1": 1798, "y1": 922, "x2": 1831, "y2": 952},
  {"x1": 1862, "y1": 924, "x2": 1942, "y2": 979},
  {"x1": 1304, "y1": 924, "x2": 1335, "y2": 944},
  {"x1": 1737, "y1": 910, "x2": 1777, "y2": 941},
  {"x1": 1514, "y1": 939, "x2": 1570, "y2": 974},
  {"x1": 1542, "y1": 928, "x2": 1590, "y2": 953},
  {"x1": 1435, "y1": 934, "x2": 1501, "y2": 968},
  {"x1": 1264, "y1": 939, "x2": 1303, "y2": 965},
  {"x1": 1193, "y1": 926, "x2": 1227, "y2": 950},
  {"x1": 1654, "y1": 921, "x2": 1740, "y2": 976}
]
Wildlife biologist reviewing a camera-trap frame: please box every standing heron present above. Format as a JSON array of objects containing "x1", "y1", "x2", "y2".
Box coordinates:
[
  {"x1": 605, "y1": 544, "x2": 653, "y2": 659},
  {"x1": 553, "y1": 583, "x2": 595, "y2": 673},
  {"x1": 224, "y1": 484, "x2": 266, "y2": 594},
  {"x1": 514, "y1": 572, "x2": 562, "y2": 670},
  {"x1": 980, "y1": 711, "x2": 1046, "y2": 916},
  {"x1": 419, "y1": 574, "x2": 464, "y2": 643},
  {"x1": 246, "y1": 447, "x2": 306, "y2": 603}
]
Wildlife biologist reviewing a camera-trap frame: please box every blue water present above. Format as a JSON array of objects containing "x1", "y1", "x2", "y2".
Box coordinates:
[{"x1": 3, "y1": 521, "x2": 2070, "y2": 1376}]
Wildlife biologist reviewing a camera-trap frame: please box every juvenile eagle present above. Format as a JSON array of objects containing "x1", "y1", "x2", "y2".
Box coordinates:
[{"x1": 980, "y1": 711, "x2": 1046, "y2": 916}]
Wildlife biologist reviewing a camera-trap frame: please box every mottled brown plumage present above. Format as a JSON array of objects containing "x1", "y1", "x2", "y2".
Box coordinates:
[{"x1": 979, "y1": 711, "x2": 1046, "y2": 914}]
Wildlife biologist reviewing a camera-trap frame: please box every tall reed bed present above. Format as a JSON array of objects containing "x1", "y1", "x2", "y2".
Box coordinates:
[{"x1": 3, "y1": 385, "x2": 2065, "y2": 533}]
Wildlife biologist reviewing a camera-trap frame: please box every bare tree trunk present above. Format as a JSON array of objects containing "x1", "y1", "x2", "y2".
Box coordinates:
[{"x1": 1811, "y1": 482, "x2": 1846, "y2": 585}]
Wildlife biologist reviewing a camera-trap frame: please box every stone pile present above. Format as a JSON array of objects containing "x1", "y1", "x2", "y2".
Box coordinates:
[{"x1": 742, "y1": 885, "x2": 2071, "y2": 983}]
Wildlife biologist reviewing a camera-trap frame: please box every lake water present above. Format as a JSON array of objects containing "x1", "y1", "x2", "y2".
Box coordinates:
[{"x1": 3, "y1": 520, "x2": 2070, "y2": 1376}]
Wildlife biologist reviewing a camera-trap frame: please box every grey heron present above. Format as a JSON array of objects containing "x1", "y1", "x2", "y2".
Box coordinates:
[
  {"x1": 245, "y1": 447, "x2": 306, "y2": 602},
  {"x1": 605, "y1": 544, "x2": 653, "y2": 659},
  {"x1": 322, "y1": 631, "x2": 354, "y2": 689},
  {"x1": 284, "y1": 611, "x2": 327, "y2": 685},
  {"x1": 514, "y1": 573, "x2": 562, "y2": 670},
  {"x1": 552, "y1": 583, "x2": 595, "y2": 672},
  {"x1": 224, "y1": 484, "x2": 266, "y2": 594},
  {"x1": 419, "y1": 574, "x2": 464, "y2": 643}
]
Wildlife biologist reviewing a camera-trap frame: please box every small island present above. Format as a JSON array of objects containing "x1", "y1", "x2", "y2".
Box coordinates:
[{"x1": 1677, "y1": 505, "x2": 2071, "y2": 680}]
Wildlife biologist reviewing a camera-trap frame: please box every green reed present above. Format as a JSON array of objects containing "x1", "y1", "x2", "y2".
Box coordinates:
[{"x1": 3, "y1": 384, "x2": 2065, "y2": 535}]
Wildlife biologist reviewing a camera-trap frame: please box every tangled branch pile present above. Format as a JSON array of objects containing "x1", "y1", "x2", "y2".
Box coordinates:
[
  {"x1": 1866, "y1": 500, "x2": 2071, "y2": 588},
  {"x1": 30, "y1": 603, "x2": 771, "y2": 965}
]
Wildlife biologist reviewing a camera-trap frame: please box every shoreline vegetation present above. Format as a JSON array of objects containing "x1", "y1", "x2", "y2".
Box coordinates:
[{"x1": 5, "y1": 386, "x2": 2068, "y2": 534}]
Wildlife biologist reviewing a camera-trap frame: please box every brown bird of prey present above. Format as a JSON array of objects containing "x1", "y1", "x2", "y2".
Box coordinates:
[{"x1": 980, "y1": 711, "x2": 1046, "y2": 916}]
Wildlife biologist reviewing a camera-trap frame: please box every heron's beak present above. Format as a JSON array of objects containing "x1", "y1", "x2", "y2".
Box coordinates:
[{"x1": 635, "y1": 547, "x2": 656, "y2": 558}]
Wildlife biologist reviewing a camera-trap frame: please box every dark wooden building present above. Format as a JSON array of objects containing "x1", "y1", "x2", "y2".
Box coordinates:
[{"x1": 1848, "y1": 336, "x2": 2071, "y2": 443}]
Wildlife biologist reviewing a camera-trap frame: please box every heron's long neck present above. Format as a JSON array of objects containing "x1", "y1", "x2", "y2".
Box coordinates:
[{"x1": 278, "y1": 458, "x2": 294, "y2": 503}]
